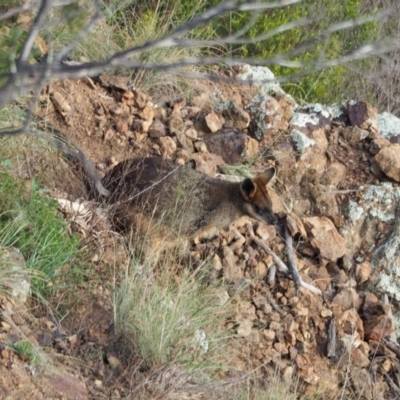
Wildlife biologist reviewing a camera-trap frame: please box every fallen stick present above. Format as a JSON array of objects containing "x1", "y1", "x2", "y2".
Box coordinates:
[{"x1": 253, "y1": 237, "x2": 322, "y2": 296}]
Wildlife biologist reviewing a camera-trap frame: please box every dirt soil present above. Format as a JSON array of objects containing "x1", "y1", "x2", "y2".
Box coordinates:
[{"x1": 1, "y1": 66, "x2": 400, "y2": 399}]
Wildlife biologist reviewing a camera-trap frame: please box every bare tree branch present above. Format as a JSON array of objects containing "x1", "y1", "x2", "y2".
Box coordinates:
[
  {"x1": 54, "y1": 0, "x2": 103, "y2": 63},
  {"x1": 1, "y1": 0, "x2": 399, "y2": 112},
  {"x1": 0, "y1": 1, "x2": 39, "y2": 22},
  {"x1": 17, "y1": 0, "x2": 51, "y2": 66}
]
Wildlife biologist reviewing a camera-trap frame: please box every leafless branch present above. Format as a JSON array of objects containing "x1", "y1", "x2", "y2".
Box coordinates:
[
  {"x1": 54, "y1": 0, "x2": 103, "y2": 63},
  {"x1": 17, "y1": 0, "x2": 51, "y2": 66},
  {"x1": 0, "y1": 1, "x2": 39, "y2": 22},
  {"x1": 1, "y1": 0, "x2": 399, "y2": 115}
]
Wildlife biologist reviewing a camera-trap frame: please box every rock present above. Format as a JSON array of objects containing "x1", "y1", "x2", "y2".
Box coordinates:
[
  {"x1": 115, "y1": 119, "x2": 128, "y2": 134},
  {"x1": 50, "y1": 91, "x2": 71, "y2": 117},
  {"x1": 364, "y1": 315, "x2": 393, "y2": 340},
  {"x1": 290, "y1": 104, "x2": 332, "y2": 137},
  {"x1": 154, "y1": 106, "x2": 168, "y2": 121},
  {"x1": 106, "y1": 352, "x2": 121, "y2": 368},
  {"x1": 286, "y1": 212, "x2": 307, "y2": 238},
  {"x1": 340, "y1": 126, "x2": 369, "y2": 145},
  {"x1": 148, "y1": 118, "x2": 165, "y2": 138},
  {"x1": 350, "y1": 367, "x2": 373, "y2": 400},
  {"x1": 222, "y1": 246, "x2": 242, "y2": 280},
  {"x1": 121, "y1": 90, "x2": 135, "y2": 106},
  {"x1": 274, "y1": 342, "x2": 289, "y2": 355},
  {"x1": 255, "y1": 224, "x2": 275, "y2": 242},
  {"x1": 320, "y1": 162, "x2": 347, "y2": 187},
  {"x1": 237, "y1": 320, "x2": 252, "y2": 337},
  {"x1": 355, "y1": 261, "x2": 372, "y2": 284},
  {"x1": 309, "y1": 183, "x2": 339, "y2": 218},
  {"x1": 331, "y1": 290, "x2": 362, "y2": 314},
  {"x1": 205, "y1": 111, "x2": 223, "y2": 133},
  {"x1": 213, "y1": 254, "x2": 222, "y2": 271},
  {"x1": 222, "y1": 101, "x2": 250, "y2": 130},
  {"x1": 169, "y1": 113, "x2": 185, "y2": 135},
  {"x1": 184, "y1": 127, "x2": 198, "y2": 140},
  {"x1": 374, "y1": 144, "x2": 400, "y2": 182},
  {"x1": 158, "y1": 136, "x2": 177, "y2": 157},
  {"x1": 252, "y1": 295, "x2": 268, "y2": 309},
  {"x1": 312, "y1": 266, "x2": 331, "y2": 291},
  {"x1": 194, "y1": 140, "x2": 208, "y2": 153},
  {"x1": 176, "y1": 130, "x2": 194, "y2": 153},
  {"x1": 290, "y1": 129, "x2": 315, "y2": 152},
  {"x1": 351, "y1": 348, "x2": 370, "y2": 368},
  {"x1": 190, "y1": 152, "x2": 224, "y2": 177},
  {"x1": 99, "y1": 74, "x2": 129, "y2": 91},
  {"x1": 202, "y1": 129, "x2": 251, "y2": 164},
  {"x1": 369, "y1": 137, "x2": 390, "y2": 155},
  {"x1": 347, "y1": 101, "x2": 378, "y2": 136},
  {"x1": 362, "y1": 294, "x2": 391, "y2": 319},
  {"x1": 0, "y1": 247, "x2": 30, "y2": 303},
  {"x1": 263, "y1": 329, "x2": 275, "y2": 341},
  {"x1": 303, "y1": 217, "x2": 347, "y2": 261},
  {"x1": 378, "y1": 111, "x2": 400, "y2": 139},
  {"x1": 45, "y1": 372, "x2": 88, "y2": 400},
  {"x1": 133, "y1": 89, "x2": 150, "y2": 109},
  {"x1": 247, "y1": 93, "x2": 290, "y2": 140}
]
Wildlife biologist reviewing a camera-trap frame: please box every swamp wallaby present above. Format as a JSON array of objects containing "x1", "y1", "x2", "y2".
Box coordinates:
[{"x1": 102, "y1": 157, "x2": 277, "y2": 242}]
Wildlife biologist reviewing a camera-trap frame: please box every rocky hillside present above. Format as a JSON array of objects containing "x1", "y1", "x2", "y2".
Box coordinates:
[{"x1": 1, "y1": 64, "x2": 400, "y2": 399}]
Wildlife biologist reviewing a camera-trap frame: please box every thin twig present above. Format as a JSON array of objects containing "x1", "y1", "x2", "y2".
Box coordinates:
[
  {"x1": 284, "y1": 219, "x2": 301, "y2": 293},
  {"x1": 253, "y1": 237, "x2": 322, "y2": 295}
]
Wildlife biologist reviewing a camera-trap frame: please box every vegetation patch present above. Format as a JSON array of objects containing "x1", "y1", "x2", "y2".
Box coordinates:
[
  {"x1": 0, "y1": 172, "x2": 80, "y2": 296},
  {"x1": 115, "y1": 254, "x2": 233, "y2": 371}
]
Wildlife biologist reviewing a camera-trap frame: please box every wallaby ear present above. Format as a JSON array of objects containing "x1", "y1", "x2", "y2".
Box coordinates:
[
  {"x1": 259, "y1": 167, "x2": 276, "y2": 187},
  {"x1": 240, "y1": 178, "x2": 257, "y2": 200}
]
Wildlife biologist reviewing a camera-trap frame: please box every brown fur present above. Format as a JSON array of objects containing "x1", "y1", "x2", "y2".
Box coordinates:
[{"x1": 102, "y1": 157, "x2": 277, "y2": 245}]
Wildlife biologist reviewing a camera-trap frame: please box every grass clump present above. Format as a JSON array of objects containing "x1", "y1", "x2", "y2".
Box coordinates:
[
  {"x1": 11, "y1": 340, "x2": 42, "y2": 365},
  {"x1": 0, "y1": 172, "x2": 80, "y2": 296},
  {"x1": 115, "y1": 255, "x2": 232, "y2": 370}
]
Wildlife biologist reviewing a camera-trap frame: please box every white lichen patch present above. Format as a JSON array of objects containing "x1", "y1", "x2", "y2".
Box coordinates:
[
  {"x1": 290, "y1": 111, "x2": 320, "y2": 128},
  {"x1": 347, "y1": 200, "x2": 363, "y2": 222},
  {"x1": 327, "y1": 103, "x2": 346, "y2": 119},
  {"x1": 378, "y1": 112, "x2": 400, "y2": 139},
  {"x1": 300, "y1": 103, "x2": 331, "y2": 119},
  {"x1": 290, "y1": 129, "x2": 315, "y2": 152}
]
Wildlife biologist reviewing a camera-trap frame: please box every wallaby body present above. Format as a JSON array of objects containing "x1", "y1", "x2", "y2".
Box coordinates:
[{"x1": 102, "y1": 157, "x2": 277, "y2": 243}]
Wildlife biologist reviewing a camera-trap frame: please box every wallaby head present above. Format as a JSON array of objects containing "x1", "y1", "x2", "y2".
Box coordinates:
[{"x1": 239, "y1": 168, "x2": 277, "y2": 227}]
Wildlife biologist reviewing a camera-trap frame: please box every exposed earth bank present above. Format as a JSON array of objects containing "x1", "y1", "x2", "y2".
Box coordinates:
[{"x1": 2, "y1": 65, "x2": 400, "y2": 399}]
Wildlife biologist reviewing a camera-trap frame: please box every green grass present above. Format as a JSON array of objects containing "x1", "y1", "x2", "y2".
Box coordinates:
[
  {"x1": 0, "y1": 172, "x2": 80, "y2": 296},
  {"x1": 11, "y1": 340, "x2": 42, "y2": 365},
  {"x1": 115, "y1": 252, "x2": 233, "y2": 370}
]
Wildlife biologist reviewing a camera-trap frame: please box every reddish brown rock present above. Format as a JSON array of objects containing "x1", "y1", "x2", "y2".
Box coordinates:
[
  {"x1": 222, "y1": 101, "x2": 251, "y2": 130},
  {"x1": 50, "y1": 91, "x2": 71, "y2": 117},
  {"x1": 45, "y1": 372, "x2": 88, "y2": 400},
  {"x1": 190, "y1": 152, "x2": 224, "y2": 177},
  {"x1": 374, "y1": 144, "x2": 400, "y2": 182},
  {"x1": 347, "y1": 101, "x2": 378, "y2": 136},
  {"x1": 369, "y1": 137, "x2": 390, "y2": 155},
  {"x1": 355, "y1": 261, "x2": 372, "y2": 284},
  {"x1": 148, "y1": 118, "x2": 166, "y2": 138},
  {"x1": 158, "y1": 136, "x2": 177, "y2": 157},
  {"x1": 331, "y1": 290, "x2": 362, "y2": 313},
  {"x1": 303, "y1": 217, "x2": 346, "y2": 261},
  {"x1": 203, "y1": 129, "x2": 253, "y2": 164},
  {"x1": 364, "y1": 315, "x2": 393, "y2": 340},
  {"x1": 205, "y1": 111, "x2": 223, "y2": 133},
  {"x1": 99, "y1": 73, "x2": 129, "y2": 91}
]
